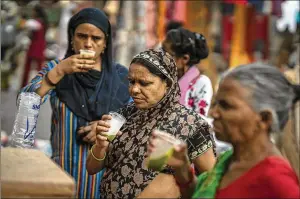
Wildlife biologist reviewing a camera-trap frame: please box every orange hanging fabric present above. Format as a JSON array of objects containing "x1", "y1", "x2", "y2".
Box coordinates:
[
  {"x1": 229, "y1": 4, "x2": 251, "y2": 68},
  {"x1": 158, "y1": 0, "x2": 166, "y2": 41}
]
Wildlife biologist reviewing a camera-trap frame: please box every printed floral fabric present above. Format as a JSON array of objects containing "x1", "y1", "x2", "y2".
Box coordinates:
[
  {"x1": 185, "y1": 74, "x2": 213, "y2": 116},
  {"x1": 100, "y1": 48, "x2": 215, "y2": 199}
]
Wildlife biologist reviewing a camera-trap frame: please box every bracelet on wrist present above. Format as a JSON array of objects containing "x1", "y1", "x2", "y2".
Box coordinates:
[
  {"x1": 44, "y1": 72, "x2": 56, "y2": 87},
  {"x1": 90, "y1": 145, "x2": 106, "y2": 161},
  {"x1": 175, "y1": 165, "x2": 195, "y2": 189}
]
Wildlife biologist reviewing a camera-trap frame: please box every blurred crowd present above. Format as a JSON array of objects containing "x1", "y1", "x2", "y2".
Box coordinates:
[
  {"x1": 1, "y1": 1, "x2": 299, "y2": 91},
  {"x1": 1, "y1": 1, "x2": 299, "y2": 198}
]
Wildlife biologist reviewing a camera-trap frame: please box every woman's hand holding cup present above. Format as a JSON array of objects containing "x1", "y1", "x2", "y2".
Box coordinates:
[
  {"x1": 95, "y1": 114, "x2": 122, "y2": 149},
  {"x1": 147, "y1": 130, "x2": 191, "y2": 172},
  {"x1": 42, "y1": 50, "x2": 96, "y2": 88},
  {"x1": 56, "y1": 50, "x2": 96, "y2": 75}
]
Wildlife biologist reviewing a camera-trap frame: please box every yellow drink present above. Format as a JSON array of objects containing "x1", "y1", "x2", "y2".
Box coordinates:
[
  {"x1": 107, "y1": 134, "x2": 116, "y2": 142},
  {"x1": 146, "y1": 130, "x2": 180, "y2": 171},
  {"x1": 147, "y1": 147, "x2": 174, "y2": 171}
]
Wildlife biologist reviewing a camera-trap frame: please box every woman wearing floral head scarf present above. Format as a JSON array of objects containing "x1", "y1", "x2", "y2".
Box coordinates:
[{"x1": 86, "y1": 48, "x2": 216, "y2": 198}]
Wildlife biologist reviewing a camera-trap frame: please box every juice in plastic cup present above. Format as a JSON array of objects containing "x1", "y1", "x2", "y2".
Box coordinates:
[
  {"x1": 79, "y1": 49, "x2": 95, "y2": 57},
  {"x1": 106, "y1": 112, "x2": 126, "y2": 142},
  {"x1": 147, "y1": 129, "x2": 181, "y2": 171}
]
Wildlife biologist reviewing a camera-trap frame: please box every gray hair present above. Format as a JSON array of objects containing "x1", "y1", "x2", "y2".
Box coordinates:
[{"x1": 221, "y1": 63, "x2": 300, "y2": 133}]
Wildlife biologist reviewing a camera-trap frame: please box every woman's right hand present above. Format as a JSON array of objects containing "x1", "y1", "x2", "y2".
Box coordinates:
[
  {"x1": 57, "y1": 54, "x2": 95, "y2": 75},
  {"x1": 95, "y1": 114, "x2": 122, "y2": 149}
]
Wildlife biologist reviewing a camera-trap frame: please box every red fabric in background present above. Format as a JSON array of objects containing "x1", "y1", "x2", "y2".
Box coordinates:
[
  {"x1": 245, "y1": 5, "x2": 256, "y2": 62},
  {"x1": 22, "y1": 19, "x2": 46, "y2": 87},
  {"x1": 221, "y1": 15, "x2": 233, "y2": 61},
  {"x1": 165, "y1": 0, "x2": 175, "y2": 21},
  {"x1": 272, "y1": 0, "x2": 284, "y2": 17},
  {"x1": 216, "y1": 157, "x2": 300, "y2": 199},
  {"x1": 221, "y1": 3, "x2": 270, "y2": 62},
  {"x1": 26, "y1": 19, "x2": 46, "y2": 60},
  {"x1": 255, "y1": 14, "x2": 269, "y2": 59},
  {"x1": 223, "y1": 0, "x2": 248, "y2": 5}
]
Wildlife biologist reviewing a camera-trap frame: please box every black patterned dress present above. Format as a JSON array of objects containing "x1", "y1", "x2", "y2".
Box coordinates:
[{"x1": 100, "y1": 49, "x2": 215, "y2": 199}]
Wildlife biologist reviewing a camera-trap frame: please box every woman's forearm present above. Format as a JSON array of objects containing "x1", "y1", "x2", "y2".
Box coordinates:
[
  {"x1": 86, "y1": 145, "x2": 108, "y2": 175},
  {"x1": 174, "y1": 165, "x2": 197, "y2": 199},
  {"x1": 36, "y1": 65, "x2": 64, "y2": 97},
  {"x1": 137, "y1": 173, "x2": 180, "y2": 198},
  {"x1": 178, "y1": 177, "x2": 197, "y2": 199}
]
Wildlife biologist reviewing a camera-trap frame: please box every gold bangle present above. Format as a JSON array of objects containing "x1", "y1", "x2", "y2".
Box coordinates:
[{"x1": 90, "y1": 145, "x2": 106, "y2": 161}]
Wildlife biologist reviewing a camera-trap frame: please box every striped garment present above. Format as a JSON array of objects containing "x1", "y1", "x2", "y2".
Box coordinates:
[{"x1": 21, "y1": 60, "x2": 104, "y2": 198}]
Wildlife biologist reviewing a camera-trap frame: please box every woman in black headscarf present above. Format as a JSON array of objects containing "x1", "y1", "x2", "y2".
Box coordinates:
[
  {"x1": 87, "y1": 48, "x2": 216, "y2": 198},
  {"x1": 20, "y1": 8, "x2": 131, "y2": 198}
]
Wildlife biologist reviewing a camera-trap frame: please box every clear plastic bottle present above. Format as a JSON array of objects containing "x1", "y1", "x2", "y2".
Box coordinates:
[{"x1": 10, "y1": 92, "x2": 41, "y2": 148}]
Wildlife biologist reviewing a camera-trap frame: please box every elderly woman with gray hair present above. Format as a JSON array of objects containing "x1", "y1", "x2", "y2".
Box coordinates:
[{"x1": 148, "y1": 63, "x2": 300, "y2": 198}]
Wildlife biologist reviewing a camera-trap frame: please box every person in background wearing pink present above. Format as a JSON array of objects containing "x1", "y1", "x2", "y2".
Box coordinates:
[
  {"x1": 162, "y1": 28, "x2": 213, "y2": 117},
  {"x1": 21, "y1": 4, "x2": 47, "y2": 87},
  {"x1": 57, "y1": 1, "x2": 78, "y2": 59}
]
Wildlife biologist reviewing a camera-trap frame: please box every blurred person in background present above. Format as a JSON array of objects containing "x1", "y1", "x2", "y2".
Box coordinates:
[
  {"x1": 162, "y1": 28, "x2": 212, "y2": 117},
  {"x1": 57, "y1": 1, "x2": 78, "y2": 59},
  {"x1": 1, "y1": 1, "x2": 20, "y2": 90},
  {"x1": 154, "y1": 20, "x2": 183, "y2": 50},
  {"x1": 21, "y1": 4, "x2": 48, "y2": 87},
  {"x1": 87, "y1": 49, "x2": 216, "y2": 198},
  {"x1": 165, "y1": 20, "x2": 184, "y2": 34},
  {"x1": 162, "y1": 28, "x2": 231, "y2": 155},
  {"x1": 148, "y1": 63, "x2": 300, "y2": 199},
  {"x1": 20, "y1": 8, "x2": 131, "y2": 198},
  {"x1": 1, "y1": 1, "x2": 19, "y2": 60}
]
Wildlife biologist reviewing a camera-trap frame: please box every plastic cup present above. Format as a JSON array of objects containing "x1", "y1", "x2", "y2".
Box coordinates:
[
  {"x1": 147, "y1": 129, "x2": 181, "y2": 171},
  {"x1": 79, "y1": 49, "x2": 95, "y2": 58},
  {"x1": 105, "y1": 112, "x2": 126, "y2": 142}
]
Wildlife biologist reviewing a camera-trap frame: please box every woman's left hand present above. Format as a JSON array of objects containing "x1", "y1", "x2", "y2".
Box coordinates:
[{"x1": 77, "y1": 121, "x2": 98, "y2": 143}]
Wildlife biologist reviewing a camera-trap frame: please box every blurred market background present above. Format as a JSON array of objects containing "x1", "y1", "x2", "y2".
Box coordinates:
[{"x1": 1, "y1": 0, "x2": 299, "y2": 158}]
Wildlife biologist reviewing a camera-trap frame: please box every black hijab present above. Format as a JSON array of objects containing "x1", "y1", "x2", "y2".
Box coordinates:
[{"x1": 55, "y1": 8, "x2": 130, "y2": 128}]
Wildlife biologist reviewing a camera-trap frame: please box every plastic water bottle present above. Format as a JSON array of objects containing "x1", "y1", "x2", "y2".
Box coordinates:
[{"x1": 10, "y1": 92, "x2": 41, "y2": 148}]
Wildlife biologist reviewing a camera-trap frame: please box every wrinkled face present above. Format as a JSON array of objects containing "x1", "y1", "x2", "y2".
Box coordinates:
[
  {"x1": 162, "y1": 40, "x2": 187, "y2": 79},
  {"x1": 209, "y1": 78, "x2": 261, "y2": 144},
  {"x1": 128, "y1": 63, "x2": 168, "y2": 109},
  {"x1": 72, "y1": 23, "x2": 106, "y2": 59}
]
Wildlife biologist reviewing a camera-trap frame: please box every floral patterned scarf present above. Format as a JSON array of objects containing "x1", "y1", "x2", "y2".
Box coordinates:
[
  {"x1": 118, "y1": 48, "x2": 182, "y2": 125},
  {"x1": 100, "y1": 48, "x2": 214, "y2": 199}
]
